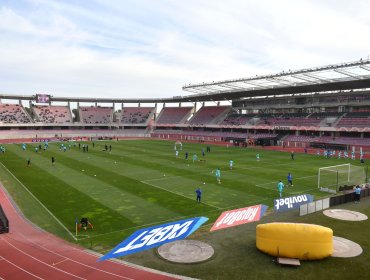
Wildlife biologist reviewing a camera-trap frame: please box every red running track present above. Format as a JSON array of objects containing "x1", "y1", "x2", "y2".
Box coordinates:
[{"x1": 0, "y1": 186, "x2": 185, "y2": 280}]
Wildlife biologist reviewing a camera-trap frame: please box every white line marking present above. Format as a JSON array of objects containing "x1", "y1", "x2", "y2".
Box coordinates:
[
  {"x1": 5, "y1": 235, "x2": 135, "y2": 280},
  {"x1": 255, "y1": 175, "x2": 316, "y2": 187},
  {"x1": 144, "y1": 161, "x2": 301, "y2": 183},
  {"x1": 52, "y1": 258, "x2": 68, "y2": 266},
  {"x1": 0, "y1": 255, "x2": 44, "y2": 280},
  {"x1": 2, "y1": 238, "x2": 86, "y2": 279},
  {"x1": 0, "y1": 162, "x2": 77, "y2": 241},
  {"x1": 141, "y1": 180, "x2": 221, "y2": 209}
]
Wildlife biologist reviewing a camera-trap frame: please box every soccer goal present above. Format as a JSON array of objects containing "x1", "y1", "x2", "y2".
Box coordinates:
[{"x1": 318, "y1": 164, "x2": 366, "y2": 193}]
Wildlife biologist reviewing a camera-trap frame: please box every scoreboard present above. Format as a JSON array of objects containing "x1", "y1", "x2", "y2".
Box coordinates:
[{"x1": 36, "y1": 94, "x2": 50, "y2": 103}]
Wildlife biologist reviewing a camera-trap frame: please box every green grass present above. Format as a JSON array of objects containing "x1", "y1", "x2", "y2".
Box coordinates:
[{"x1": 0, "y1": 139, "x2": 369, "y2": 279}]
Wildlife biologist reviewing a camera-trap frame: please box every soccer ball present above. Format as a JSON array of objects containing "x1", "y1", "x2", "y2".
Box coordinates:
[
  {"x1": 163, "y1": 174, "x2": 166, "y2": 176},
  {"x1": 94, "y1": 174, "x2": 97, "y2": 176},
  {"x1": 203, "y1": 182, "x2": 206, "y2": 185}
]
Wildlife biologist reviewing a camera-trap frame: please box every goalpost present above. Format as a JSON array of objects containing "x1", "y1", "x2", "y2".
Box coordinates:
[{"x1": 318, "y1": 163, "x2": 366, "y2": 193}]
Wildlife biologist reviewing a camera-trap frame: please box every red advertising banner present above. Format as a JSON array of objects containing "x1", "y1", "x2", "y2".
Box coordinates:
[{"x1": 210, "y1": 204, "x2": 268, "y2": 232}]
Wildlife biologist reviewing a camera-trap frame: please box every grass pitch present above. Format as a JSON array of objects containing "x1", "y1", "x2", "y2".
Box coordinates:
[{"x1": 0, "y1": 139, "x2": 369, "y2": 279}]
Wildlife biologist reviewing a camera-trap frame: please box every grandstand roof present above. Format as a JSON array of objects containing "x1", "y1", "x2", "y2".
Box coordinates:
[
  {"x1": 1, "y1": 59, "x2": 370, "y2": 104},
  {"x1": 182, "y1": 59, "x2": 370, "y2": 101}
]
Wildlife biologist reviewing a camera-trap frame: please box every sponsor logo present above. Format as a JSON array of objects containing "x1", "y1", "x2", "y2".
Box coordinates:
[
  {"x1": 210, "y1": 204, "x2": 268, "y2": 231},
  {"x1": 274, "y1": 194, "x2": 313, "y2": 212},
  {"x1": 98, "y1": 216, "x2": 208, "y2": 261}
]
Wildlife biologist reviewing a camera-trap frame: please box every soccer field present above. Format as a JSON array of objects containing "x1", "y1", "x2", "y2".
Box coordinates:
[{"x1": 0, "y1": 139, "x2": 364, "y2": 250}]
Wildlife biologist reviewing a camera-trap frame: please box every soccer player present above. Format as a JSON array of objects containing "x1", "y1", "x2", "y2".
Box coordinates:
[
  {"x1": 287, "y1": 172, "x2": 293, "y2": 187},
  {"x1": 185, "y1": 151, "x2": 188, "y2": 160},
  {"x1": 195, "y1": 187, "x2": 202, "y2": 203},
  {"x1": 27, "y1": 158, "x2": 31, "y2": 167},
  {"x1": 316, "y1": 150, "x2": 320, "y2": 156},
  {"x1": 52, "y1": 156, "x2": 55, "y2": 165},
  {"x1": 215, "y1": 168, "x2": 221, "y2": 184},
  {"x1": 277, "y1": 180, "x2": 284, "y2": 198},
  {"x1": 338, "y1": 151, "x2": 342, "y2": 159},
  {"x1": 78, "y1": 217, "x2": 94, "y2": 231},
  {"x1": 192, "y1": 154, "x2": 198, "y2": 163},
  {"x1": 229, "y1": 160, "x2": 234, "y2": 170},
  {"x1": 175, "y1": 150, "x2": 179, "y2": 157},
  {"x1": 291, "y1": 151, "x2": 295, "y2": 160},
  {"x1": 256, "y1": 153, "x2": 260, "y2": 161},
  {"x1": 351, "y1": 150, "x2": 355, "y2": 160},
  {"x1": 344, "y1": 151, "x2": 348, "y2": 158}
]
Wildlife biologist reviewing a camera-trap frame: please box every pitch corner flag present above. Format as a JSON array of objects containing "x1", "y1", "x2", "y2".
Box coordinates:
[{"x1": 75, "y1": 217, "x2": 78, "y2": 236}]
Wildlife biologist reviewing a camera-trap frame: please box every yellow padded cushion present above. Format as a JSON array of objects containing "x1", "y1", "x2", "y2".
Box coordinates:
[{"x1": 256, "y1": 223, "x2": 333, "y2": 260}]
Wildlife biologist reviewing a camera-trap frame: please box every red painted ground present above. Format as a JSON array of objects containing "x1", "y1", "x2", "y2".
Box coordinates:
[{"x1": 0, "y1": 187, "x2": 183, "y2": 280}]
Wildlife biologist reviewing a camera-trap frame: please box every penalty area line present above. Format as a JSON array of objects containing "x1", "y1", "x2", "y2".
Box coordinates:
[
  {"x1": 0, "y1": 162, "x2": 77, "y2": 241},
  {"x1": 255, "y1": 174, "x2": 317, "y2": 187}
]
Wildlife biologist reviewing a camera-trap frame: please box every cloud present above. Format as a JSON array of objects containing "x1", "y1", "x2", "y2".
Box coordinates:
[{"x1": 0, "y1": 0, "x2": 369, "y2": 99}]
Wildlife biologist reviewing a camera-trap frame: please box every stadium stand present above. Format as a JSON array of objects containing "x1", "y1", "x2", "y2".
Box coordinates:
[
  {"x1": 0, "y1": 104, "x2": 32, "y2": 123},
  {"x1": 283, "y1": 135, "x2": 370, "y2": 146},
  {"x1": 220, "y1": 114, "x2": 255, "y2": 126},
  {"x1": 0, "y1": 59, "x2": 369, "y2": 151},
  {"x1": 152, "y1": 129, "x2": 277, "y2": 140},
  {"x1": 33, "y1": 105, "x2": 72, "y2": 123},
  {"x1": 156, "y1": 107, "x2": 192, "y2": 124},
  {"x1": 121, "y1": 107, "x2": 154, "y2": 124},
  {"x1": 336, "y1": 112, "x2": 370, "y2": 128},
  {"x1": 256, "y1": 113, "x2": 327, "y2": 127},
  {"x1": 79, "y1": 106, "x2": 113, "y2": 124},
  {"x1": 189, "y1": 106, "x2": 230, "y2": 125}
]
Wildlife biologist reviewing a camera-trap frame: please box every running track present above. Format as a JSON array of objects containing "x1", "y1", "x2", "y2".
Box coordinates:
[{"x1": 0, "y1": 186, "x2": 186, "y2": 280}]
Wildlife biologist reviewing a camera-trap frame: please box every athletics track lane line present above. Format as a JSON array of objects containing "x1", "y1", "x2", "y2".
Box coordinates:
[
  {"x1": 0, "y1": 254, "x2": 44, "y2": 280},
  {"x1": 0, "y1": 186, "x2": 187, "y2": 280}
]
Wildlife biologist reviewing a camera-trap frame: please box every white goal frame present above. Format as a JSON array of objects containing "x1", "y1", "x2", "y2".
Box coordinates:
[{"x1": 318, "y1": 163, "x2": 366, "y2": 193}]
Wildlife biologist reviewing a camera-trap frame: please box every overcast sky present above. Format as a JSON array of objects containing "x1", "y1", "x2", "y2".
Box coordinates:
[{"x1": 1, "y1": 0, "x2": 369, "y2": 99}]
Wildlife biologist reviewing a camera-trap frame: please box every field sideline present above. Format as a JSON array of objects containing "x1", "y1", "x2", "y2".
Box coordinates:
[{"x1": 0, "y1": 140, "x2": 367, "y2": 252}]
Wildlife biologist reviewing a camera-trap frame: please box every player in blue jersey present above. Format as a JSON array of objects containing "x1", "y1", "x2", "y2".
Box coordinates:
[
  {"x1": 287, "y1": 172, "x2": 293, "y2": 187},
  {"x1": 195, "y1": 187, "x2": 202, "y2": 203}
]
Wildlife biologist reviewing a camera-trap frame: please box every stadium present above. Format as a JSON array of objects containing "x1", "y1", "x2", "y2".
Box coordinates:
[{"x1": 1, "y1": 57, "x2": 370, "y2": 279}]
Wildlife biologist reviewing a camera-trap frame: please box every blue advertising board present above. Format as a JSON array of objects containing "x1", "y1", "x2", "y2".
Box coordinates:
[
  {"x1": 98, "y1": 216, "x2": 208, "y2": 261},
  {"x1": 274, "y1": 194, "x2": 313, "y2": 212}
]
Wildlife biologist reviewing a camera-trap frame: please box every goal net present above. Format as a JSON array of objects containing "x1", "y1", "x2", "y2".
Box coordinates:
[{"x1": 318, "y1": 164, "x2": 366, "y2": 193}]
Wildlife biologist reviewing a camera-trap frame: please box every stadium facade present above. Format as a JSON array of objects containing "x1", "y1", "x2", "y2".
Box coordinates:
[{"x1": 1, "y1": 59, "x2": 370, "y2": 151}]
